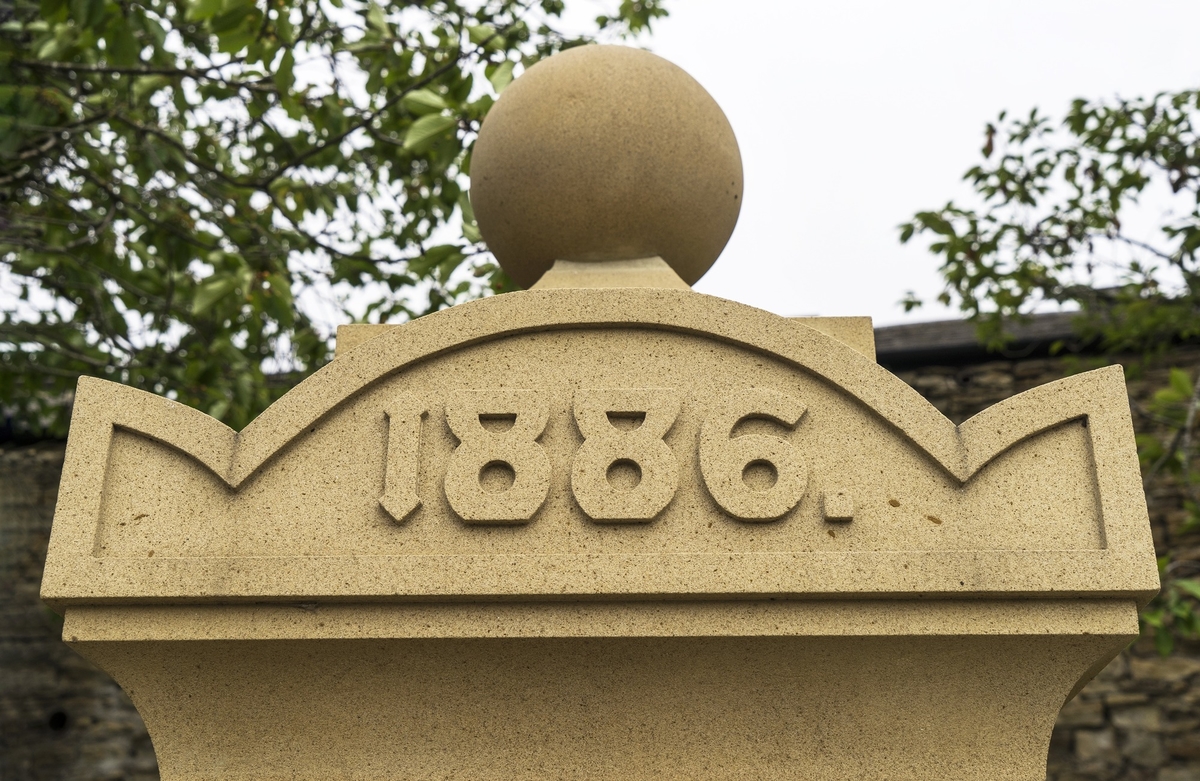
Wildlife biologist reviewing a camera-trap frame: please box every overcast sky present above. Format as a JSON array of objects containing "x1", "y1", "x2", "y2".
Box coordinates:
[{"x1": 632, "y1": 0, "x2": 1200, "y2": 325}]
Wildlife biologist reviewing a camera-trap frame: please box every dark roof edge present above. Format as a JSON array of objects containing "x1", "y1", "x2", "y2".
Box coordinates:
[{"x1": 874, "y1": 311, "x2": 1088, "y2": 370}]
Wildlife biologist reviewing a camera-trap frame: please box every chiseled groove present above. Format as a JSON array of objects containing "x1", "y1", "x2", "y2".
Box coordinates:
[{"x1": 63, "y1": 599, "x2": 1139, "y2": 642}]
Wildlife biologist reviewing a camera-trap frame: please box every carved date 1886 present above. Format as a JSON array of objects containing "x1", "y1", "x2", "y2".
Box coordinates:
[{"x1": 379, "y1": 388, "x2": 812, "y2": 525}]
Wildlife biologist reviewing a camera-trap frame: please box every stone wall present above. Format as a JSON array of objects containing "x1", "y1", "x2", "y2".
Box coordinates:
[
  {"x1": 0, "y1": 442, "x2": 157, "y2": 781},
  {"x1": 2, "y1": 348, "x2": 1198, "y2": 779},
  {"x1": 1049, "y1": 653, "x2": 1200, "y2": 781}
]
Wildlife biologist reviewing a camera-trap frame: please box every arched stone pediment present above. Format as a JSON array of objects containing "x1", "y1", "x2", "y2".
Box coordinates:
[{"x1": 41, "y1": 288, "x2": 1158, "y2": 606}]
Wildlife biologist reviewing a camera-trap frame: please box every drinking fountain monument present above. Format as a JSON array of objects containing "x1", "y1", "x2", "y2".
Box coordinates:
[{"x1": 41, "y1": 44, "x2": 1159, "y2": 780}]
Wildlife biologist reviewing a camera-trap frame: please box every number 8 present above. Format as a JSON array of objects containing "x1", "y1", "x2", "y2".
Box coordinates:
[
  {"x1": 570, "y1": 388, "x2": 682, "y2": 522},
  {"x1": 443, "y1": 389, "x2": 551, "y2": 524}
]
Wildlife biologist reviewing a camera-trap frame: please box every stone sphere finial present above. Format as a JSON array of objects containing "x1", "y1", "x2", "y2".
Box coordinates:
[{"x1": 469, "y1": 45, "x2": 743, "y2": 289}]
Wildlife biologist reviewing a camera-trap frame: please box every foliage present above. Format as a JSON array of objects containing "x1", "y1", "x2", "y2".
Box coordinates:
[
  {"x1": 1143, "y1": 556, "x2": 1200, "y2": 655},
  {"x1": 0, "y1": 0, "x2": 668, "y2": 434},
  {"x1": 1137, "y1": 365, "x2": 1200, "y2": 653},
  {"x1": 900, "y1": 90, "x2": 1200, "y2": 653}
]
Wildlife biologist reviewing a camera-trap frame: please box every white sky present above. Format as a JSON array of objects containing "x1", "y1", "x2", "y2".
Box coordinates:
[{"x1": 639, "y1": 0, "x2": 1200, "y2": 324}]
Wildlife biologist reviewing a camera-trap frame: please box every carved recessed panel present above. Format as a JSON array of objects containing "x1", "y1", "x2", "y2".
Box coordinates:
[
  {"x1": 92, "y1": 328, "x2": 1103, "y2": 559},
  {"x1": 49, "y1": 289, "x2": 1155, "y2": 604}
]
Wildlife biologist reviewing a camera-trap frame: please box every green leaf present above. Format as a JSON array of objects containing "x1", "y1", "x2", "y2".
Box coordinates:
[
  {"x1": 1154, "y1": 625, "x2": 1175, "y2": 656},
  {"x1": 108, "y1": 23, "x2": 137, "y2": 64},
  {"x1": 458, "y1": 192, "x2": 481, "y2": 242},
  {"x1": 1176, "y1": 579, "x2": 1200, "y2": 601},
  {"x1": 132, "y1": 76, "x2": 171, "y2": 104},
  {"x1": 207, "y1": 397, "x2": 231, "y2": 420},
  {"x1": 188, "y1": 0, "x2": 224, "y2": 22},
  {"x1": 409, "y1": 244, "x2": 464, "y2": 278},
  {"x1": 275, "y1": 8, "x2": 295, "y2": 43},
  {"x1": 88, "y1": 0, "x2": 106, "y2": 25},
  {"x1": 1169, "y1": 367, "x2": 1193, "y2": 400},
  {"x1": 192, "y1": 276, "x2": 239, "y2": 315},
  {"x1": 265, "y1": 272, "x2": 293, "y2": 306},
  {"x1": 69, "y1": 0, "x2": 89, "y2": 25},
  {"x1": 403, "y1": 114, "x2": 456, "y2": 150},
  {"x1": 37, "y1": 30, "x2": 69, "y2": 60},
  {"x1": 365, "y1": 2, "x2": 389, "y2": 34},
  {"x1": 458, "y1": 192, "x2": 476, "y2": 224},
  {"x1": 274, "y1": 49, "x2": 295, "y2": 94},
  {"x1": 466, "y1": 24, "x2": 496, "y2": 45},
  {"x1": 488, "y1": 60, "x2": 515, "y2": 93},
  {"x1": 41, "y1": 0, "x2": 68, "y2": 19},
  {"x1": 401, "y1": 89, "x2": 448, "y2": 116}
]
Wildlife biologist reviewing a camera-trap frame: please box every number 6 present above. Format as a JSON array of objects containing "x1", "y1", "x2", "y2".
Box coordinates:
[{"x1": 699, "y1": 388, "x2": 807, "y2": 521}]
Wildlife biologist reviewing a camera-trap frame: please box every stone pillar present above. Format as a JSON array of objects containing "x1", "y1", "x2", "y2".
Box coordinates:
[{"x1": 43, "y1": 45, "x2": 1158, "y2": 780}]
